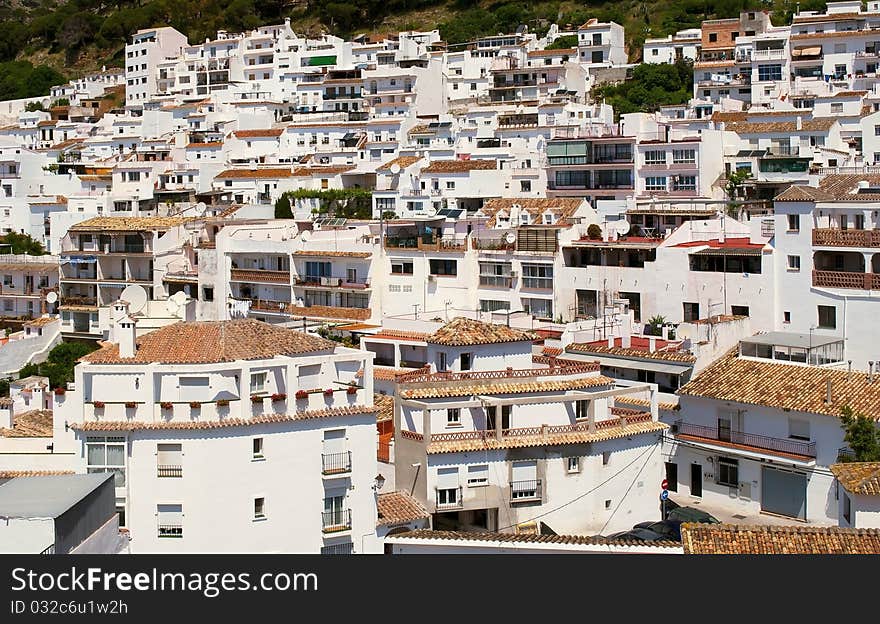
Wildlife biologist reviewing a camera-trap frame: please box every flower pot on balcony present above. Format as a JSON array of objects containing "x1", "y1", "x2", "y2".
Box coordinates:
[
  {"x1": 323, "y1": 388, "x2": 334, "y2": 397},
  {"x1": 160, "y1": 402, "x2": 173, "y2": 410},
  {"x1": 346, "y1": 386, "x2": 358, "y2": 395},
  {"x1": 189, "y1": 401, "x2": 201, "y2": 409},
  {"x1": 295, "y1": 390, "x2": 309, "y2": 400},
  {"x1": 216, "y1": 399, "x2": 230, "y2": 407},
  {"x1": 125, "y1": 402, "x2": 137, "y2": 409},
  {"x1": 271, "y1": 393, "x2": 287, "y2": 402},
  {"x1": 53, "y1": 387, "x2": 66, "y2": 396},
  {"x1": 251, "y1": 395, "x2": 264, "y2": 404},
  {"x1": 93, "y1": 401, "x2": 105, "y2": 409}
]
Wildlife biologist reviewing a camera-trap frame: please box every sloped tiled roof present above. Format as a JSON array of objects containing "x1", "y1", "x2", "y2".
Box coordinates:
[
  {"x1": 681, "y1": 524, "x2": 880, "y2": 554},
  {"x1": 774, "y1": 185, "x2": 835, "y2": 202},
  {"x1": 421, "y1": 160, "x2": 496, "y2": 173},
  {"x1": 291, "y1": 166, "x2": 356, "y2": 177},
  {"x1": 427, "y1": 317, "x2": 534, "y2": 346},
  {"x1": 389, "y1": 528, "x2": 680, "y2": 548},
  {"x1": 0, "y1": 409, "x2": 53, "y2": 438},
  {"x1": 80, "y1": 319, "x2": 335, "y2": 364},
  {"x1": 479, "y1": 198, "x2": 583, "y2": 227},
  {"x1": 376, "y1": 156, "x2": 421, "y2": 172},
  {"x1": 817, "y1": 174, "x2": 880, "y2": 201},
  {"x1": 215, "y1": 168, "x2": 294, "y2": 179},
  {"x1": 566, "y1": 343, "x2": 697, "y2": 363},
  {"x1": 727, "y1": 117, "x2": 837, "y2": 134},
  {"x1": 400, "y1": 376, "x2": 614, "y2": 400},
  {"x1": 69, "y1": 216, "x2": 195, "y2": 231},
  {"x1": 0, "y1": 470, "x2": 74, "y2": 479},
  {"x1": 373, "y1": 393, "x2": 394, "y2": 422},
  {"x1": 830, "y1": 462, "x2": 880, "y2": 496},
  {"x1": 232, "y1": 129, "x2": 283, "y2": 138},
  {"x1": 376, "y1": 491, "x2": 429, "y2": 526},
  {"x1": 291, "y1": 250, "x2": 371, "y2": 258},
  {"x1": 678, "y1": 350, "x2": 880, "y2": 419}
]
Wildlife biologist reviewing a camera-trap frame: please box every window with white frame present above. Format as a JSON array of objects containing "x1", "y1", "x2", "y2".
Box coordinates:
[
  {"x1": 716, "y1": 457, "x2": 739, "y2": 487},
  {"x1": 644, "y1": 150, "x2": 666, "y2": 165},
  {"x1": 672, "y1": 175, "x2": 696, "y2": 191},
  {"x1": 250, "y1": 371, "x2": 267, "y2": 394},
  {"x1": 253, "y1": 437, "x2": 264, "y2": 459},
  {"x1": 646, "y1": 176, "x2": 667, "y2": 191},
  {"x1": 672, "y1": 149, "x2": 696, "y2": 163},
  {"x1": 511, "y1": 460, "x2": 538, "y2": 498},
  {"x1": 567, "y1": 457, "x2": 580, "y2": 473},
  {"x1": 787, "y1": 255, "x2": 801, "y2": 271},
  {"x1": 447, "y1": 408, "x2": 461, "y2": 426},
  {"x1": 157, "y1": 503, "x2": 183, "y2": 537},
  {"x1": 87, "y1": 436, "x2": 126, "y2": 486},
  {"x1": 156, "y1": 443, "x2": 182, "y2": 477},
  {"x1": 467, "y1": 464, "x2": 489, "y2": 486}
]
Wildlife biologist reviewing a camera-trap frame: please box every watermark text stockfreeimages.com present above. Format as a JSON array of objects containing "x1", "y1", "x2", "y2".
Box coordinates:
[{"x1": 10, "y1": 567, "x2": 318, "y2": 599}]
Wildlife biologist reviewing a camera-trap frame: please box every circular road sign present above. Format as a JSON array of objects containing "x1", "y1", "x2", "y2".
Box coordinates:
[
  {"x1": 660, "y1": 490, "x2": 669, "y2": 501},
  {"x1": 661, "y1": 479, "x2": 669, "y2": 490}
]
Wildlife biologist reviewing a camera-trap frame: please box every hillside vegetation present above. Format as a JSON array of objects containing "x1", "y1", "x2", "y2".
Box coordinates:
[{"x1": 0, "y1": 0, "x2": 827, "y2": 99}]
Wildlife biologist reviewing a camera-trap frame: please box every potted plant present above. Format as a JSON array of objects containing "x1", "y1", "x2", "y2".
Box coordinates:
[
  {"x1": 189, "y1": 401, "x2": 201, "y2": 409},
  {"x1": 160, "y1": 401, "x2": 173, "y2": 410},
  {"x1": 323, "y1": 388, "x2": 334, "y2": 397},
  {"x1": 53, "y1": 387, "x2": 65, "y2": 396},
  {"x1": 125, "y1": 401, "x2": 137, "y2": 408},
  {"x1": 251, "y1": 394, "x2": 263, "y2": 403},
  {"x1": 346, "y1": 385, "x2": 358, "y2": 395},
  {"x1": 93, "y1": 401, "x2": 105, "y2": 409},
  {"x1": 216, "y1": 398, "x2": 230, "y2": 407},
  {"x1": 271, "y1": 393, "x2": 286, "y2": 402},
  {"x1": 295, "y1": 390, "x2": 309, "y2": 400}
]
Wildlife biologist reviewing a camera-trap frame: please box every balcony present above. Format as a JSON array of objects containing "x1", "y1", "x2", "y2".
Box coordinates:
[
  {"x1": 321, "y1": 451, "x2": 352, "y2": 476},
  {"x1": 813, "y1": 229, "x2": 880, "y2": 248},
  {"x1": 384, "y1": 236, "x2": 468, "y2": 252},
  {"x1": 321, "y1": 509, "x2": 352, "y2": 533},
  {"x1": 435, "y1": 486, "x2": 463, "y2": 511},
  {"x1": 157, "y1": 524, "x2": 183, "y2": 538},
  {"x1": 764, "y1": 145, "x2": 802, "y2": 157},
  {"x1": 60, "y1": 296, "x2": 98, "y2": 308},
  {"x1": 157, "y1": 465, "x2": 182, "y2": 478},
  {"x1": 812, "y1": 270, "x2": 880, "y2": 290},
  {"x1": 510, "y1": 479, "x2": 542, "y2": 502},
  {"x1": 674, "y1": 421, "x2": 817, "y2": 458},
  {"x1": 296, "y1": 277, "x2": 370, "y2": 290},
  {"x1": 230, "y1": 268, "x2": 290, "y2": 284}
]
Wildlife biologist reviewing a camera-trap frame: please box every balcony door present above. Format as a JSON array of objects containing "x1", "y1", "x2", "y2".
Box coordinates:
[
  {"x1": 718, "y1": 409, "x2": 743, "y2": 443},
  {"x1": 323, "y1": 491, "x2": 345, "y2": 526}
]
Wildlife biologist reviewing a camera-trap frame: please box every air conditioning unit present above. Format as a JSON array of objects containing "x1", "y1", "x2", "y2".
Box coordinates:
[
  {"x1": 321, "y1": 277, "x2": 342, "y2": 286},
  {"x1": 427, "y1": 274, "x2": 436, "y2": 282},
  {"x1": 320, "y1": 276, "x2": 331, "y2": 285}
]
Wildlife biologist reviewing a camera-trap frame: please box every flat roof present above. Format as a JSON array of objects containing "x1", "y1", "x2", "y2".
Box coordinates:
[
  {"x1": 0, "y1": 473, "x2": 112, "y2": 519},
  {"x1": 741, "y1": 331, "x2": 842, "y2": 349}
]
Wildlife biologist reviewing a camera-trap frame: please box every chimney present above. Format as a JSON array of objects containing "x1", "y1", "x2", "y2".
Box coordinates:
[
  {"x1": 0, "y1": 403, "x2": 11, "y2": 429},
  {"x1": 621, "y1": 309, "x2": 632, "y2": 349},
  {"x1": 117, "y1": 315, "x2": 138, "y2": 359},
  {"x1": 869, "y1": 361, "x2": 874, "y2": 383},
  {"x1": 796, "y1": 116, "x2": 803, "y2": 131},
  {"x1": 649, "y1": 336, "x2": 657, "y2": 353},
  {"x1": 661, "y1": 325, "x2": 670, "y2": 341},
  {"x1": 825, "y1": 379, "x2": 832, "y2": 404},
  {"x1": 607, "y1": 335, "x2": 614, "y2": 348}
]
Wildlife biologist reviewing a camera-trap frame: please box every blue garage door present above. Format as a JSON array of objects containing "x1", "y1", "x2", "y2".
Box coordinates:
[{"x1": 761, "y1": 467, "x2": 806, "y2": 520}]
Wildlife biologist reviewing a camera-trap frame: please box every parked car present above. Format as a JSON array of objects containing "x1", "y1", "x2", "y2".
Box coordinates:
[
  {"x1": 604, "y1": 527, "x2": 668, "y2": 541},
  {"x1": 634, "y1": 520, "x2": 683, "y2": 541},
  {"x1": 666, "y1": 506, "x2": 720, "y2": 524}
]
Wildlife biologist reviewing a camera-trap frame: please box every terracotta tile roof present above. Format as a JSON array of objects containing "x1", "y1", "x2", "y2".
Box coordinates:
[
  {"x1": 426, "y1": 417, "x2": 667, "y2": 454},
  {"x1": 50, "y1": 138, "x2": 85, "y2": 150},
  {"x1": 527, "y1": 48, "x2": 575, "y2": 57},
  {"x1": 427, "y1": 317, "x2": 534, "y2": 346},
  {"x1": 400, "y1": 376, "x2": 615, "y2": 400},
  {"x1": 830, "y1": 462, "x2": 880, "y2": 496},
  {"x1": 694, "y1": 60, "x2": 736, "y2": 69},
  {"x1": 376, "y1": 156, "x2": 421, "y2": 172},
  {"x1": 80, "y1": 319, "x2": 336, "y2": 364},
  {"x1": 0, "y1": 409, "x2": 53, "y2": 438},
  {"x1": 373, "y1": 393, "x2": 394, "y2": 422},
  {"x1": 829, "y1": 90, "x2": 868, "y2": 98},
  {"x1": 287, "y1": 305, "x2": 371, "y2": 321},
  {"x1": 24, "y1": 316, "x2": 59, "y2": 328},
  {"x1": 291, "y1": 250, "x2": 371, "y2": 258},
  {"x1": 0, "y1": 470, "x2": 74, "y2": 479},
  {"x1": 369, "y1": 329, "x2": 430, "y2": 342},
  {"x1": 421, "y1": 160, "x2": 497, "y2": 173},
  {"x1": 215, "y1": 167, "x2": 294, "y2": 179},
  {"x1": 69, "y1": 405, "x2": 377, "y2": 431},
  {"x1": 232, "y1": 129, "x2": 283, "y2": 138},
  {"x1": 389, "y1": 528, "x2": 680, "y2": 548},
  {"x1": 372, "y1": 366, "x2": 412, "y2": 381},
  {"x1": 407, "y1": 124, "x2": 432, "y2": 135},
  {"x1": 791, "y1": 29, "x2": 876, "y2": 40},
  {"x1": 566, "y1": 343, "x2": 697, "y2": 363},
  {"x1": 479, "y1": 198, "x2": 584, "y2": 227},
  {"x1": 615, "y1": 396, "x2": 680, "y2": 412},
  {"x1": 774, "y1": 185, "x2": 835, "y2": 202},
  {"x1": 37, "y1": 120, "x2": 57, "y2": 127},
  {"x1": 727, "y1": 117, "x2": 837, "y2": 134},
  {"x1": 0, "y1": 262, "x2": 56, "y2": 273},
  {"x1": 290, "y1": 166, "x2": 356, "y2": 177},
  {"x1": 680, "y1": 524, "x2": 880, "y2": 554},
  {"x1": 186, "y1": 142, "x2": 223, "y2": 148},
  {"x1": 815, "y1": 174, "x2": 880, "y2": 201},
  {"x1": 377, "y1": 491, "x2": 429, "y2": 526},
  {"x1": 678, "y1": 350, "x2": 880, "y2": 419},
  {"x1": 542, "y1": 346, "x2": 563, "y2": 357},
  {"x1": 69, "y1": 216, "x2": 194, "y2": 232},
  {"x1": 336, "y1": 322, "x2": 381, "y2": 332}
]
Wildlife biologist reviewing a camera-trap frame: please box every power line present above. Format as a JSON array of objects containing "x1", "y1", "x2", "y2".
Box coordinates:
[
  {"x1": 598, "y1": 444, "x2": 658, "y2": 535},
  {"x1": 496, "y1": 440, "x2": 659, "y2": 531}
]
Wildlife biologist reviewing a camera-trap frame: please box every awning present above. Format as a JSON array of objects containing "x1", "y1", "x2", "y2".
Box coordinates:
[
  {"x1": 792, "y1": 46, "x2": 821, "y2": 57},
  {"x1": 563, "y1": 351, "x2": 693, "y2": 375},
  {"x1": 692, "y1": 247, "x2": 763, "y2": 256},
  {"x1": 61, "y1": 256, "x2": 97, "y2": 264}
]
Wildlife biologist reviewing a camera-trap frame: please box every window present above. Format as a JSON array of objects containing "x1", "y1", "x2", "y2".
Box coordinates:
[
  {"x1": 709, "y1": 33, "x2": 718, "y2": 43},
  {"x1": 254, "y1": 497, "x2": 266, "y2": 520},
  {"x1": 757, "y1": 64, "x2": 782, "y2": 81},
  {"x1": 789, "y1": 418, "x2": 810, "y2": 441},
  {"x1": 157, "y1": 504, "x2": 183, "y2": 538},
  {"x1": 321, "y1": 542, "x2": 354, "y2": 555},
  {"x1": 783, "y1": 311, "x2": 791, "y2": 324},
  {"x1": 445, "y1": 181, "x2": 455, "y2": 189},
  {"x1": 672, "y1": 149, "x2": 696, "y2": 164},
  {"x1": 460, "y1": 352, "x2": 472, "y2": 371},
  {"x1": 436, "y1": 467, "x2": 460, "y2": 505},
  {"x1": 855, "y1": 214, "x2": 865, "y2": 230},
  {"x1": 567, "y1": 457, "x2": 580, "y2": 474},
  {"x1": 646, "y1": 176, "x2": 666, "y2": 191},
  {"x1": 644, "y1": 150, "x2": 665, "y2": 165},
  {"x1": 447, "y1": 408, "x2": 461, "y2": 426},
  {"x1": 253, "y1": 437, "x2": 264, "y2": 459},
  {"x1": 605, "y1": 499, "x2": 612, "y2": 509},
  {"x1": 522, "y1": 297, "x2": 552, "y2": 319},
  {"x1": 480, "y1": 299, "x2": 508, "y2": 312},
  {"x1": 157, "y1": 443, "x2": 182, "y2": 477},
  {"x1": 665, "y1": 462, "x2": 678, "y2": 492},
  {"x1": 438, "y1": 352, "x2": 447, "y2": 372},
  {"x1": 87, "y1": 436, "x2": 126, "y2": 486},
  {"x1": 602, "y1": 451, "x2": 611, "y2": 466},
  {"x1": 467, "y1": 464, "x2": 489, "y2": 486},
  {"x1": 840, "y1": 215, "x2": 849, "y2": 231},
  {"x1": 831, "y1": 102, "x2": 843, "y2": 114},
  {"x1": 834, "y1": 64, "x2": 847, "y2": 78},
  {"x1": 511, "y1": 460, "x2": 538, "y2": 499},
  {"x1": 818, "y1": 305, "x2": 836, "y2": 329},
  {"x1": 2, "y1": 274, "x2": 11, "y2": 286},
  {"x1": 787, "y1": 255, "x2": 801, "y2": 271},
  {"x1": 683, "y1": 302, "x2": 700, "y2": 322},
  {"x1": 672, "y1": 175, "x2": 696, "y2": 191},
  {"x1": 521, "y1": 263, "x2": 553, "y2": 289},
  {"x1": 843, "y1": 493, "x2": 852, "y2": 524},
  {"x1": 520, "y1": 180, "x2": 531, "y2": 192},
  {"x1": 716, "y1": 457, "x2": 739, "y2": 487},
  {"x1": 731, "y1": 305, "x2": 749, "y2": 317},
  {"x1": 429, "y1": 259, "x2": 457, "y2": 276},
  {"x1": 787, "y1": 214, "x2": 799, "y2": 232},
  {"x1": 202, "y1": 287, "x2": 213, "y2": 301},
  {"x1": 250, "y1": 372, "x2": 267, "y2": 393}
]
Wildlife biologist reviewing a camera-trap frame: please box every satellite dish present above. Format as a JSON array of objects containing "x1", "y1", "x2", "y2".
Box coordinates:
[
  {"x1": 426, "y1": 206, "x2": 438, "y2": 217},
  {"x1": 389, "y1": 163, "x2": 401, "y2": 175},
  {"x1": 300, "y1": 230, "x2": 312, "y2": 242},
  {"x1": 45, "y1": 291, "x2": 58, "y2": 304},
  {"x1": 165, "y1": 290, "x2": 188, "y2": 316},
  {"x1": 612, "y1": 219, "x2": 631, "y2": 236},
  {"x1": 120, "y1": 284, "x2": 148, "y2": 314},
  {"x1": 504, "y1": 232, "x2": 516, "y2": 245},
  {"x1": 194, "y1": 202, "x2": 207, "y2": 215}
]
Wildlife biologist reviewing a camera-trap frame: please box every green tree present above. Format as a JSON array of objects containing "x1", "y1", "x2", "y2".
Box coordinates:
[
  {"x1": 546, "y1": 34, "x2": 578, "y2": 50},
  {"x1": 725, "y1": 169, "x2": 753, "y2": 217},
  {"x1": 274, "y1": 194, "x2": 293, "y2": 219},
  {"x1": 0, "y1": 232, "x2": 46, "y2": 255},
  {"x1": 18, "y1": 341, "x2": 98, "y2": 390},
  {"x1": 840, "y1": 405, "x2": 880, "y2": 462}
]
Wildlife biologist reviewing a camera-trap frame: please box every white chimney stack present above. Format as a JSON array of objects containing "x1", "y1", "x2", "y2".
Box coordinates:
[
  {"x1": 0, "y1": 403, "x2": 11, "y2": 429},
  {"x1": 117, "y1": 315, "x2": 138, "y2": 359},
  {"x1": 796, "y1": 116, "x2": 803, "y2": 131},
  {"x1": 621, "y1": 309, "x2": 632, "y2": 349},
  {"x1": 662, "y1": 325, "x2": 670, "y2": 341},
  {"x1": 649, "y1": 337, "x2": 657, "y2": 353},
  {"x1": 607, "y1": 335, "x2": 614, "y2": 348}
]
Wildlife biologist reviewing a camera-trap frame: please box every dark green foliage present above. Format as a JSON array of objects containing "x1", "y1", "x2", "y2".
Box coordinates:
[
  {"x1": 546, "y1": 34, "x2": 578, "y2": 50},
  {"x1": 18, "y1": 341, "x2": 99, "y2": 390},
  {"x1": 0, "y1": 232, "x2": 47, "y2": 255},
  {"x1": 587, "y1": 223, "x2": 602, "y2": 240},
  {"x1": 840, "y1": 405, "x2": 880, "y2": 462},
  {"x1": 0, "y1": 61, "x2": 65, "y2": 101},
  {"x1": 0, "y1": 377, "x2": 10, "y2": 397},
  {"x1": 282, "y1": 189, "x2": 374, "y2": 220},
  {"x1": 274, "y1": 194, "x2": 293, "y2": 219},
  {"x1": 593, "y1": 60, "x2": 694, "y2": 117},
  {"x1": 25, "y1": 102, "x2": 45, "y2": 112}
]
